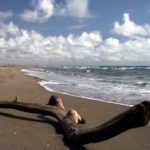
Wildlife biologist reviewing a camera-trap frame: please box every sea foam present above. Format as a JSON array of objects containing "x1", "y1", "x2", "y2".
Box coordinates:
[{"x1": 22, "y1": 66, "x2": 150, "y2": 106}]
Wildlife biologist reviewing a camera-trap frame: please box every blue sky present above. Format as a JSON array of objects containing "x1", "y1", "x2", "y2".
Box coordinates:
[{"x1": 0, "y1": 0, "x2": 150, "y2": 65}]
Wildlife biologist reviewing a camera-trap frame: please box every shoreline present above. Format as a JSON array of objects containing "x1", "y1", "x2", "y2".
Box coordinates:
[
  {"x1": 0, "y1": 67, "x2": 149, "y2": 150},
  {"x1": 22, "y1": 68, "x2": 133, "y2": 107},
  {"x1": 39, "y1": 80, "x2": 133, "y2": 107}
]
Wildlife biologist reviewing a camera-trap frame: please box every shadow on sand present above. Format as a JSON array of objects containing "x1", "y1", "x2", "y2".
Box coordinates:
[{"x1": 0, "y1": 111, "x2": 88, "y2": 150}]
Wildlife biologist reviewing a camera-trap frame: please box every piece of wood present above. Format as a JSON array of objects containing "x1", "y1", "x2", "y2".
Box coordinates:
[{"x1": 0, "y1": 96, "x2": 149, "y2": 145}]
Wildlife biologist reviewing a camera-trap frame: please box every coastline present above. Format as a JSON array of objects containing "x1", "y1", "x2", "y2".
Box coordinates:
[
  {"x1": 39, "y1": 80, "x2": 133, "y2": 107},
  {"x1": 22, "y1": 68, "x2": 133, "y2": 107},
  {"x1": 0, "y1": 66, "x2": 149, "y2": 150}
]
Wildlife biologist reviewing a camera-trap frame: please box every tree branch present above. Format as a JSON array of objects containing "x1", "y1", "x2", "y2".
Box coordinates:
[
  {"x1": 64, "y1": 101, "x2": 150, "y2": 144},
  {"x1": 0, "y1": 100, "x2": 65, "y2": 121},
  {"x1": 0, "y1": 96, "x2": 149, "y2": 145}
]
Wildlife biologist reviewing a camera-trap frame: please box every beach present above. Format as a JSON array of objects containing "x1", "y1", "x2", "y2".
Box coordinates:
[{"x1": 0, "y1": 66, "x2": 149, "y2": 150}]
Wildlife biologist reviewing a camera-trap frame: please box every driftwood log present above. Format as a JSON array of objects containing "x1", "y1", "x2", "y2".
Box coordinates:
[{"x1": 0, "y1": 95, "x2": 150, "y2": 145}]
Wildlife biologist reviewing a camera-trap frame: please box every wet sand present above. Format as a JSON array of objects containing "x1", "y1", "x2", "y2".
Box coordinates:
[{"x1": 0, "y1": 66, "x2": 149, "y2": 150}]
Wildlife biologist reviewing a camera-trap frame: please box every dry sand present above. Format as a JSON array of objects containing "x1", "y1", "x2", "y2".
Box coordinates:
[{"x1": 0, "y1": 66, "x2": 149, "y2": 150}]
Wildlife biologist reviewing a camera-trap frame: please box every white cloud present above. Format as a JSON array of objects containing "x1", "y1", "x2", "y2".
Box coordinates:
[
  {"x1": 1, "y1": 13, "x2": 150, "y2": 65},
  {"x1": 67, "y1": 31, "x2": 102, "y2": 48},
  {"x1": 0, "y1": 10, "x2": 13, "y2": 20},
  {"x1": 20, "y1": 0, "x2": 91, "y2": 23},
  {"x1": 96, "y1": 37, "x2": 150, "y2": 63},
  {"x1": 0, "y1": 22, "x2": 102, "y2": 64},
  {"x1": 20, "y1": 0, "x2": 54, "y2": 23},
  {"x1": 0, "y1": 22, "x2": 20, "y2": 37},
  {"x1": 112, "y1": 13, "x2": 150, "y2": 38},
  {"x1": 56, "y1": 0, "x2": 90, "y2": 18},
  {"x1": 69, "y1": 24, "x2": 87, "y2": 30}
]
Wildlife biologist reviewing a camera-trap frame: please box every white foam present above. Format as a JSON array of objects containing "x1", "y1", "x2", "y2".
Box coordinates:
[
  {"x1": 111, "y1": 66, "x2": 137, "y2": 71},
  {"x1": 38, "y1": 80, "x2": 132, "y2": 107},
  {"x1": 101, "y1": 67, "x2": 109, "y2": 70},
  {"x1": 21, "y1": 69, "x2": 29, "y2": 73},
  {"x1": 21, "y1": 68, "x2": 148, "y2": 107},
  {"x1": 39, "y1": 81, "x2": 54, "y2": 92},
  {"x1": 40, "y1": 81, "x2": 59, "y2": 85},
  {"x1": 21, "y1": 69, "x2": 38, "y2": 76},
  {"x1": 145, "y1": 67, "x2": 150, "y2": 70}
]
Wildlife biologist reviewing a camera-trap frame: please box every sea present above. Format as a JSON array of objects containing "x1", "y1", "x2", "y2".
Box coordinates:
[{"x1": 22, "y1": 66, "x2": 150, "y2": 106}]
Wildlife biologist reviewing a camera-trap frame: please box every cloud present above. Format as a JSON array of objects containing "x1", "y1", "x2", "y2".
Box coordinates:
[
  {"x1": 1, "y1": 12, "x2": 150, "y2": 65},
  {"x1": 0, "y1": 22, "x2": 102, "y2": 64},
  {"x1": 20, "y1": 0, "x2": 91, "y2": 23},
  {"x1": 56, "y1": 0, "x2": 91, "y2": 18},
  {"x1": 0, "y1": 22, "x2": 20, "y2": 37},
  {"x1": 69, "y1": 24, "x2": 87, "y2": 30},
  {"x1": 0, "y1": 10, "x2": 13, "y2": 20},
  {"x1": 96, "y1": 37, "x2": 150, "y2": 64},
  {"x1": 112, "y1": 13, "x2": 150, "y2": 38},
  {"x1": 20, "y1": 0, "x2": 54, "y2": 23}
]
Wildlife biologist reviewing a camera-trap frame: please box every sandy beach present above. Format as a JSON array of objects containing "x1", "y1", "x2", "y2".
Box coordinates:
[{"x1": 0, "y1": 66, "x2": 149, "y2": 150}]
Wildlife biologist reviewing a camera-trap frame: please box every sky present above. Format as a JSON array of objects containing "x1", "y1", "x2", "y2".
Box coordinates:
[{"x1": 0, "y1": 0, "x2": 150, "y2": 66}]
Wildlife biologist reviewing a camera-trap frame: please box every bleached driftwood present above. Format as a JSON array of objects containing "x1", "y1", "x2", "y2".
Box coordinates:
[{"x1": 0, "y1": 95, "x2": 149, "y2": 145}]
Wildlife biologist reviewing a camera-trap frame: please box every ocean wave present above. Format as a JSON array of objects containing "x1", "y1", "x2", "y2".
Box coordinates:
[
  {"x1": 40, "y1": 81, "x2": 60, "y2": 85},
  {"x1": 22, "y1": 67, "x2": 150, "y2": 105},
  {"x1": 101, "y1": 67, "x2": 109, "y2": 70},
  {"x1": 39, "y1": 81, "x2": 54, "y2": 92},
  {"x1": 145, "y1": 67, "x2": 150, "y2": 70},
  {"x1": 111, "y1": 67, "x2": 136, "y2": 71},
  {"x1": 135, "y1": 81, "x2": 148, "y2": 87}
]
